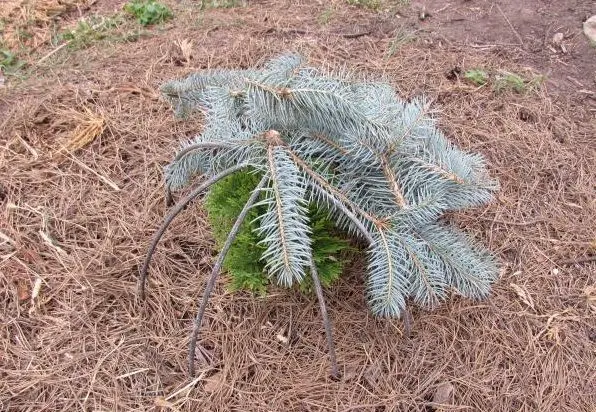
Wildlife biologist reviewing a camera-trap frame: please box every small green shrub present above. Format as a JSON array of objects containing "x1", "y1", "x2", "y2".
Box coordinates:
[
  {"x1": 301, "y1": 210, "x2": 352, "y2": 293},
  {"x1": 464, "y1": 69, "x2": 488, "y2": 86},
  {"x1": 205, "y1": 170, "x2": 351, "y2": 295},
  {"x1": 124, "y1": 0, "x2": 172, "y2": 26}
]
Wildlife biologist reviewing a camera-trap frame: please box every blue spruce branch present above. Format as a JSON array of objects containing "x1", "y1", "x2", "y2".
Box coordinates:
[{"x1": 140, "y1": 53, "x2": 500, "y2": 377}]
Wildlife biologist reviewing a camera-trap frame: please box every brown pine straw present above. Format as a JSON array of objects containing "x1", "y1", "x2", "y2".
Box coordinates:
[{"x1": 1, "y1": 1, "x2": 594, "y2": 411}]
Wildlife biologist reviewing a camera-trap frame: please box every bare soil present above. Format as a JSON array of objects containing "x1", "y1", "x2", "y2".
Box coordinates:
[
  {"x1": 1, "y1": 1, "x2": 595, "y2": 411},
  {"x1": 422, "y1": 0, "x2": 595, "y2": 96}
]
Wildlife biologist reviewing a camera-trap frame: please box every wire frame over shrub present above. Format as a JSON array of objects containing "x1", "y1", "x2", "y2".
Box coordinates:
[{"x1": 139, "y1": 54, "x2": 500, "y2": 377}]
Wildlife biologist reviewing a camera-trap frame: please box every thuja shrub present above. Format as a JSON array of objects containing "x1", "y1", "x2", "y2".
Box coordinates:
[
  {"x1": 205, "y1": 169, "x2": 351, "y2": 295},
  {"x1": 139, "y1": 54, "x2": 500, "y2": 377}
]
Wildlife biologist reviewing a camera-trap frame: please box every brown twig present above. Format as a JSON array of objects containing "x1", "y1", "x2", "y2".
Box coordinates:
[
  {"x1": 138, "y1": 164, "x2": 249, "y2": 299},
  {"x1": 310, "y1": 259, "x2": 339, "y2": 378},
  {"x1": 342, "y1": 31, "x2": 371, "y2": 39},
  {"x1": 557, "y1": 256, "x2": 596, "y2": 266},
  {"x1": 37, "y1": 42, "x2": 68, "y2": 64}
]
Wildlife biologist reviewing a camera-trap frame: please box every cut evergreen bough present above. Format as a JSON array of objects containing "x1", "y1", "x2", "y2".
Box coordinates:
[{"x1": 139, "y1": 53, "x2": 500, "y2": 377}]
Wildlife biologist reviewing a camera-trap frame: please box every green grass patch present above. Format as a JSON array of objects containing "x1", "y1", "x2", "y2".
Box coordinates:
[
  {"x1": 60, "y1": 15, "x2": 129, "y2": 49},
  {"x1": 494, "y1": 72, "x2": 544, "y2": 94},
  {"x1": 464, "y1": 69, "x2": 489, "y2": 86},
  {"x1": 1, "y1": 49, "x2": 19, "y2": 69},
  {"x1": 199, "y1": 0, "x2": 245, "y2": 8},
  {"x1": 124, "y1": 0, "x2": 173, "y2": 26},
  {"x1": 346, "y1": 0, "x2": 382, "y2": 11},
  {"x1": 0, "y1": 48, "x2": 25, "y2": 75}
]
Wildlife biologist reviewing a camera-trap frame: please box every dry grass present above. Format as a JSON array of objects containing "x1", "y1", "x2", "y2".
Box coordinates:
[
  {"x1": 1, "y1": 1, "x2": 595, "y2": 411},
  {"x1": 1, "y1": 0, "x2": 92, "y2": 50}
]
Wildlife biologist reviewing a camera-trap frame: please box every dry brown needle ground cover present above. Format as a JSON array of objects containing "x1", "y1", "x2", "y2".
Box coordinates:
[{"x1": 1, "y1": 1, "x2": 595, "y2": 411}]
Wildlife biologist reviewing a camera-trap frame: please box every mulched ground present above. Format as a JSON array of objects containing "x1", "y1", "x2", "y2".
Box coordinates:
[{"x1": 1, "y1": 1, "x2": 595, "y2": 411}]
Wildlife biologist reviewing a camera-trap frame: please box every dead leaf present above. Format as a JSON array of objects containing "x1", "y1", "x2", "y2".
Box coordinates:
[
  {"x1": 31, "y1": 277, "x2": 42, "y2": 300},
  {"x1": 534, "y1": 311, "x2": 578, "y2": 344},
  {"x1": 276, "y1": 332, "x2": 289, "y2": 345},
  {"x1": 154, "y1": 397, "x2": 174, "y2": 407},
  {"x1": 545, "y1": 323, "x2": 562, "y2": 345},
  {"x1": 154, "y1": 396, "x2": 181, "y2": 411},
  {"x1": 199, "y1": 255, "x2": 213, "y2": 265},
  {"x1": 16, "y1": 280, "x2": 29, "y2": 301},
  {"x1": 510, "y1": 283, "x2": 535, "y2": 310},
  {"x1": 432, "y1": 381, "x2": 454, "y2": 405},
  {"x1": 556, "y1": 36, "x2": 567, "y2": 52},
  {"x1": 28, "y1": 277, "x2": 43, "y2": 315},
  {"x1": 203, "y1": 371, "x2": 223, "y2": 393},
  {"x1": 175, "y1": 39, "x2": 194, "y2": 64},
  {"x1": 583, "y1": 15, "x2": 596, "y2": 43},
  {"x1": 276, "y1": 325, "x2": 290, "y2": 345}
]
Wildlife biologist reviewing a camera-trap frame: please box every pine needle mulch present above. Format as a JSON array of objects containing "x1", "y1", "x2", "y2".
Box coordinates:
[
  {"x1": 0, "y1": 0, "x2": 93, "y2": 50},
  {"x1": 1, "y1": 2, "x2": 594, "y2": 411}
]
